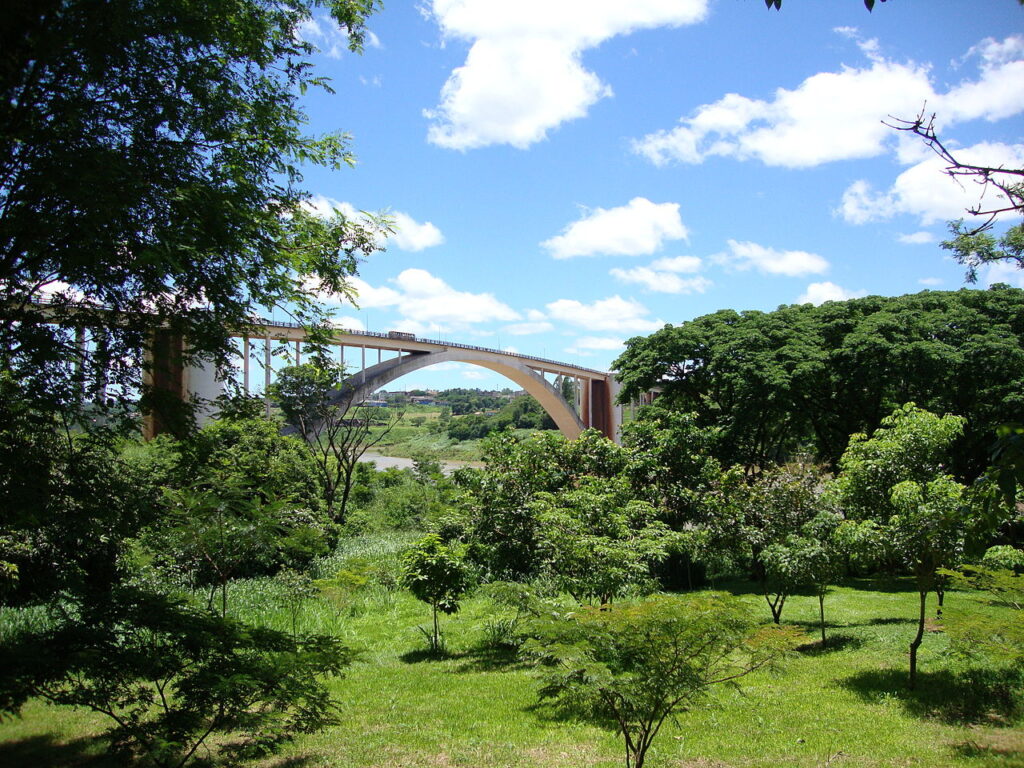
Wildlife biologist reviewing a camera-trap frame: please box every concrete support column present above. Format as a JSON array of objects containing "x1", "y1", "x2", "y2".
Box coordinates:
[
  {"x1": 264, "y1": 336, "x2": 272, "y2": 419},
  {"x1": 242, "y1": 336, "x2": 250, "y2": 395},
  {"x1": 581, "y1": 377, "x2": 591, "y2": 428}
]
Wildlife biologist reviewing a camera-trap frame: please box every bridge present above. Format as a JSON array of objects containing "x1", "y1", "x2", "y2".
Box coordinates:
[{"x1": 148, "y1": 319, "x2": 626, "y2": 443}]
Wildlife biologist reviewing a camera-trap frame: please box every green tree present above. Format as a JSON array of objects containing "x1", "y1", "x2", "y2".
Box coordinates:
[
  {"x1": 0, "y1": 586, "x2": 353, "y2": 768},
  {"x1": 459, "y1": 430, "x2": 628, "y2": 581},
  {"x1": 532, "y1": 477, "x2": 675, "y2": 605},
  {"x1": 614, "y1": 288, "x2": 1024, "y2": 478},
  {"x1": 834, "y1": 404, "x2": 972, "y2": 687},
  {"x1": 762, "y1": 511, "x2": 844, "y2": 646},
  {"x1": 1, "y1": 0, "x2": 384, "y2": 428},
  {"x1": 401, "y1": 534, "x2": 470, "y2": 654},
  {"x1": 269, "y1": 360, "x2": 403, "y2": 522},
  {"x1": 524, "y1": 594, "x2": 801, "y2": 768}
]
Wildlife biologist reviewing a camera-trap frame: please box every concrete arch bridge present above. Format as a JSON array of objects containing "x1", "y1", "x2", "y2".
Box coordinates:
[{"x1": 153, "y1": 320, "x2": 625, "y2": 443}]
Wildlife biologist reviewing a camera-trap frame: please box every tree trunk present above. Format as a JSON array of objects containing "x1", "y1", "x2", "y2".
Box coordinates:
[
  {"x1": 432, "y1": 602, "x2": 440, "y2": 653},
  {"x1": 908, "y1": 589, "x2": 927, "y2": 689},
  {"x1": 818, "y1": 592, "x2": 826, "y2": 647}
]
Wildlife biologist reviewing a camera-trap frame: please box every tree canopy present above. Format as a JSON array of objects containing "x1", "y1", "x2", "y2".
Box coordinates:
[
  {"x1": 614, "y1": 286, "x2": 1024, "y2": 477},
  {"x1": 1, "y1": 0, "x2": 384, "y2": 424}
]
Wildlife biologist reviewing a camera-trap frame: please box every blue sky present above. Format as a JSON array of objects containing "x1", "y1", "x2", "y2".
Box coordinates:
[{"x1": 289, "y1": 0, "x2": 1024, "y2": 391}]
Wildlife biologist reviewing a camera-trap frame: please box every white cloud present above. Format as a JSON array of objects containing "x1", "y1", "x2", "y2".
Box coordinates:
[
  {"x1": 347, "y1": 276, "x2": 402, "y2": 308},
  {"x1": 504, "y1": 320, "x2": 554, "y2": 335},
  {"x1": 610, "y1": 266, "x2": 711, "y2": 294},
  {"x1": 716, "y1": 240, "x2": 829, "y2": 277},
  {"x1": 566, "y1": 336, "x2": 626, "y2": 356},
  {"x1": 797, "y1": 282, "x2": 867, "y2": 305},
  {"x1": 942, "y1": 36, "x2": 1024, "y2": 123},
  {"x1": 319, "y1": 269, "x2": 520, "y2": 334},
  {"x1": 546, "y1": 295, "x2": 663, "y2": 333},
  {"x1": 391, "y1": 211, "x2": 445, "y2": 251},
  {"x1": 634, "y1": 57, "x2": 932, "y2": 168},
  {"x1": 388, "y1": 268, "x2": 521, "y2": 331},
  {"x1": 424, "y1": 0, "x2": 709, "y2": 150},
  {"x1": 328, "y1": 316, "x2": 366, "y2": 331},
  {"x1": 650, "y1": 255, "x2": 702, "y2": 272},
  {"x1": 633, "y1": 34, "x2": 1024, "y2": 169},
  {"x1": 542, "y1": 198, "x2": 688, "y2": 259},
  {"x1": 305, "y1": 195, "x2": 444, "y2": 252},
  {"x1": 897, "y1": 231, "x2": 936, "y2": 245},
  {"x1": 838, "y1": 142, "x2": 1024, "y2": 225},
  {"x1": 462, "y1": 369, "x2": 488, "y2": 380},
  {"x1": 918, "y1": 277, "x2": 944, "y2": 286},
  {"x1": 981, "y1": 260, "x2": 1024, "y2": 288}
]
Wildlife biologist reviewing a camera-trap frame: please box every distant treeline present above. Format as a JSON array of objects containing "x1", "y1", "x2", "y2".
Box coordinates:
[
  {"x1": 614, "y1": 285, "x2": 1024, "y2": 479},
  {"x1": 445, "y1": 395, "x2": 556, "y2": 440}
]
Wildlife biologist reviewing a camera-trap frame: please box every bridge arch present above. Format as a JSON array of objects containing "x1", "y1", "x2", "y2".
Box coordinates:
[{"x1": 328, "y1": 348, "x2": 585, "y2": 440}]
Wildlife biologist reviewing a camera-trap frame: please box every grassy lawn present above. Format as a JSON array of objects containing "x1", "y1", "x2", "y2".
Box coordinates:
[{"x1": 1, "y1": 546, "x2": 1021, "y2": 768}]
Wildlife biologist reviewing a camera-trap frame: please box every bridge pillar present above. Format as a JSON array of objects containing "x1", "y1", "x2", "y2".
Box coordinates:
[{"x1": 142, "y1": 331, "x2": 224, "y2": 439}]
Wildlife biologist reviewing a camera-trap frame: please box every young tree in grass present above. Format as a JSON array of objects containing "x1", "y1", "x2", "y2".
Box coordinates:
[
  {"x1": 523, "y1": 594, "x2": 801, "y2": 768},
  {"x1": 532, "y1": 477, "x2": 675, "y2": 605},
  {"x1": 270, "y1": 360, "x2": 403, "y2": 522},
  {"x1": 834, "y1": 404, "x2": 971, "y2": 687},
  {"x1": 401, "y1": 534, "x2": 470, "y2": 654},
  {"x1": 728, "y1": 463, "x2": 831, "y2": 624},
  {"x1": 761, "y1": 511, "x2": 844, "y2": 646}
]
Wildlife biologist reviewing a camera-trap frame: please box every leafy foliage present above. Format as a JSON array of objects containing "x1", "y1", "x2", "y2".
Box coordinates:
[
  {"x1": 269, "y1": 361, "x2": 404, "y2": 522},
  {"x1": 0, "y1": 586, "x2": 353, "y2": 768},
  {"x1": 834, "y1": 404, "x2": 973, "y2": 686},
  {"x1": 614, "y1": 287, "x2": 1024, "y2": 478},
  {"x1": 401, "y1": 534, "x2": 471, "y2": 653},
  {"x1": 524, "y1": 594, "x2": 802, "y2": 768},
  {"x1": 0, "y1": 0, "x2": 384, "y2": 427},
  {"x1": 457, "y1": 430, "x2": 629, "y2": 581},
  {"x1": 532, "y1": 477, "x2": 675, "y2": 605}
]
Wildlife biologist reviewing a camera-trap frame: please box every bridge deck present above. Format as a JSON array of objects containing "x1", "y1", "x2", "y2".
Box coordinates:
[{"x1": 241, "y1": 318, "x2": 611, "y2": 380}]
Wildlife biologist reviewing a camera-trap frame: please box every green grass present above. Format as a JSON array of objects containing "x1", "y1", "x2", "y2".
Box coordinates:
[{"x1": 2, "y1": 555, "x2": 1022, "y2": 768}]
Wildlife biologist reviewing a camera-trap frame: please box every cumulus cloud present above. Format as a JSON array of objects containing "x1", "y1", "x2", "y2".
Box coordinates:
[
  {"x1": 715, "y1": 240, "x2": 829, "y2": 277},
  {"x1": 981, "y1": 260, "x2": 1024, "y2": 288},
  {"x1": 328, "y1": 316, "x2": 366, "y2": 331},
  {"x1": 424, "y1": 0, "x2": 709, "y2": 150},
  {"x1": 633, "y1": 33, "x2": 1024, "y2": 169},
  {"x1": 566, "y1": 336, "x2": 626, "y2": 356},
  {"x1": 546, "y1": 295, "x2": 663, "y2": 333},
  {"x1": 346, "y1": 277, "x2": 402, "y2": 308},
  {"x1": 305, "y1": 195, "x2": 444, "y2": 252},
  {"x1": 504, "y1": 320, "x2": 554, "y2": 335},
  {"x1": 797, "y1": 282, "x2": 867, "y2": 305},
  {"x1": 897, "y1": 231, "x2": 936, "y2": 245},
  {"x1": 838, "y1": 142, "x2": 1024, "y2": 225},
  {"x1": 320, "y1": 270, "x2": 520, "y2": 335},
  {"x1": 389, "y1": 269, "x2": 521, "y2": 331},
  {"x1": 542, "y1": 198, "x2": 688, "y2": 259},
  {"x1": 610, "y1": 266, "x2": 711, "y2": 294},
  {"x1": 391, "y1": 212, "x2": 445, "y2": 251}
]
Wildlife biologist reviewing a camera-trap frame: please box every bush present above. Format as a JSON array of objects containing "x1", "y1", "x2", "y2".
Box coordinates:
[{"x1": 981, "y1": 545, "x2": 1024, "y2": 573}]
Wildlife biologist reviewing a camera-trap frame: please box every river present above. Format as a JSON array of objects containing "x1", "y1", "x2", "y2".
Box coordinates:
[{"x1": 359, "y1": 452, "x2": 483, "y2": 474}]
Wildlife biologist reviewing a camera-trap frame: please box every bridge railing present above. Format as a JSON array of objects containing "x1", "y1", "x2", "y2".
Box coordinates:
[
  {"x1": 248, "y1": 317, "x2": 608, "y2": 376},
  {"x1": 24, "y1": 298, "x2": 608, "y2": 377}
]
